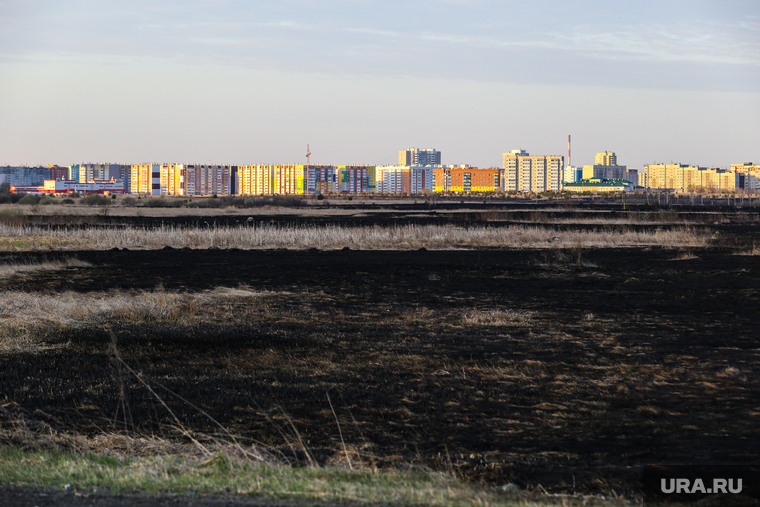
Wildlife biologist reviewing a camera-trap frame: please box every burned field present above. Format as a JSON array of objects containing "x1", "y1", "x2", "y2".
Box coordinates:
[{"x1": 1, "y1": 211, "x2": 759, "y2": 497}]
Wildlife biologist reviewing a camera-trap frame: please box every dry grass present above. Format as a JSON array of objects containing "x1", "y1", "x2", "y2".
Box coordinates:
[
  {"x1": 462, "y1": 309, "x2": 533, "y2": 325},
  {"x1": 0, "y1": 287, "x2": 276, "y2": 353},
  {"x1": 0, "y1": 223, "x2": 710, "y2": 251},
  {"x1": 0, "y1": 258, "x2": 92, "y2": 277}
]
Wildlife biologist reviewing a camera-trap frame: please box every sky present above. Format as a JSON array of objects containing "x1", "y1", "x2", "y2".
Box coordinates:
[{"x1": 1, "y1": 0, "x2": 758, "y2": 169}]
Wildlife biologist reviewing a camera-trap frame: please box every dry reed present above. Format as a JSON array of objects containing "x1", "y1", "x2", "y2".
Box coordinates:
[{"x1": 0, "y1": 223, "x2": 710, "y2": 250}]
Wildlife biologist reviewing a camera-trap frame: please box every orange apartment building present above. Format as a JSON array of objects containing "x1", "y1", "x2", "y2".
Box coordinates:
[{"x1": 434, "y1": 167, "x2": 500, "y2": 193}]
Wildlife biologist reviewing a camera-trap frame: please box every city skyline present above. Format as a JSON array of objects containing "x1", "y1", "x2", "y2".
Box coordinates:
[{"x1": 1, "y1": 1, "x2": 758, "y2": 169}]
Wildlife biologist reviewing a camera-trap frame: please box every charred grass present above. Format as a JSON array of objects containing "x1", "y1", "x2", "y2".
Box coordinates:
[{"x1": 0, "y1": 245, "x2": 759, "y2": 501}]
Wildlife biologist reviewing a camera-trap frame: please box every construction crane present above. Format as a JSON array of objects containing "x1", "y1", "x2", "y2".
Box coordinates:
[{"x1": 306, "y1": 144, "x2": 311, "y2": 168}]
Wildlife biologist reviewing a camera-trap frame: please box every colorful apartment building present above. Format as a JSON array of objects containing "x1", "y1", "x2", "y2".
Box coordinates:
[
  {"x1": 731, "y1": 163, "x2": 760, "y2": 192},
  {"x1": 337, "y1": 166, "x2": 371, "y2": 193},
  {"x1": 502, "y1": 150, "x2": 564, "y2": 193},
  {"x1": 309, "y1": 165, "x2": 337, "y2": 194},
  {"x1": 160, "y1": 164, "x2": 185, "y2": 196},
  {"x1": 433, "y1": 167, "x2": 500, "y2": 193},
  {"x1": 130, "y1": 164, "x2": 161, "y2": 195},
  {"x1": 273, "y1": 165, "x2": 307, "y2": 195}
]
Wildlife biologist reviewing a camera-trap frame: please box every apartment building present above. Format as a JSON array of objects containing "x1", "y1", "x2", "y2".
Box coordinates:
[
  {"x1": 376, "y1": 165, "x2": 433, "y2": 194},
  {"x1": 80, "y1": 163, "x2": 121, "y2": 183},
  {"x1": 624, "y1": 169, "x2": 639, "y2": 186},
  {"x1": 130, "y1": 164, "x2": 161, "y2": 195},
  {"x1": 595, "y1": 151, "x2": 618, "y2": 166},
  {"x1": 0, "y1": 166, "x2": 59, "y2": 187},
  {"x1": 398, "y1": 148, "x2": 441, "y2": 166},
  {"x1": 337, "y1": 166, "x2": 370, "y2": 193},
  {"x1": 48, "y1": 165, "x2": 69, "y2": 181},
  {"x1": 582, "y1": 164, "x2": 627, "y2": 181},
  {"x1": 433, "y1": 167, "x2": 500, "y2": 193},
  {"x1": 732, "y1": 163, "x2": 760, "y2": 192},
  {"x1": 582, "y1": 153, "x2": 627, "y2": 181},
  {"x1": 643, "y1": 164, "x2": 737, "y2": 192},
  {"x1": 563, "y1": 166, "x2": 581, "y2": 185},
  {"x1": 309, "y1": 165, "x2": 337, "y2": 194},
  {"x1": 159, "y1": 164, "x2": 185, "y2": 196},
  {"x1": 183, "y1": 165, "x2": 233, "y2": 196},
  {"x1": 238, "y1": 165, "x2": 273, "y2": 195},
  {"x1": 502, "y1": 150, "x2": 564, "y2": 193},
  {"x1": 272, "y1": 165, "x2": 307, "y2": 195}
]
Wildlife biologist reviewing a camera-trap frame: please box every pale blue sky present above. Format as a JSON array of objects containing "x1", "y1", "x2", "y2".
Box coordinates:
[{"x1": 1, "y1": 0, "x2": 758, "y2": 169}]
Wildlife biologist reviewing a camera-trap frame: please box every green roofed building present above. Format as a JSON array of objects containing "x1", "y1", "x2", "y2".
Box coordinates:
[{"x1": 564, "y1": 178, "x2": 634, "y2": 193}]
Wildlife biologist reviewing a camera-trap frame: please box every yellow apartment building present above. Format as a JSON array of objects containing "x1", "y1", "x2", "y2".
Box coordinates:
[
  {"x1": 594, "y1": 151, "x2": 618, "y2": 166},
  {"x1": 130, "y1": 164, "x2": 161, "y2": 195},
  {"x1": 160, "y1": 164, "x2": 184, "y2": 196},
  {"x1": 644, "y1": 164, "x2": 737, "y2": 192},
  {"x1": 238, "y1": 165, "x2": 275, "y2": 195},
  {"x1": 273, "y1": 165, "x2": 307, "y2": 194}
]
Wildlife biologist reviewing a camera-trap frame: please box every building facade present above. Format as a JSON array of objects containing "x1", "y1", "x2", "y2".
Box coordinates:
[
  {"x1": 433, "y1": 167, "x2": 500, "y2": 193},
  {"x1": 160, "y1": 164, "x2": 185, "y2": 196},
  {"x1": 582, "y1": 164, "x2": 627, "y2": 180},
  {"x1": 732, "y1": 163, "x2": 760, "y2": 192},
  {"x1": 182, "y1": 165, "x2": 233, "y2": 196},
  {"x1": 238, "y1": 165, "x2": 274, "y2": 195},
  {"x1": 644, "y1": 164, "x2": 737, "y2": 192},
  {"x1": 502, "y1": 150, "x2": 564, "y2": 193},
  {"x1": 595, "y1": 151, "x2": 618, "y2": 166},
  {"x1": 272, "y1": 165, "x2": 307, "y2": 195},
  {"x1": 337, "y1": 166, "x2": 370, "y2": 193},
  {"x1": 79, "y1": 163, "x2": 121, "y2": 183},
  {"x1": 563, "y1": 165, "x2": 581, "y2": 185},
  {"x1": 48, "y1": 165, "x2": 69, "y2": 181},
  {"x1": 399, "y1": 148, "x2": 441, "y2": 166},
  {"x1": 375, "y1": 165, "x2": 433, "y2": 194},
  {"x1": 0, "y1": 167, "x2": 52, "y2": 187},
  {"x1": 309, "y1": 165, "x2": 337, "y2": 194},
  {"x1": 130, "y1": 164, "x2": 161, "y2": 195}
]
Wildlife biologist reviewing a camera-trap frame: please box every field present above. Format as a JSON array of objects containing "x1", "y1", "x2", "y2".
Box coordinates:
[{"x1": 1, "y1": 203, "x2": 759, "y2": 505}]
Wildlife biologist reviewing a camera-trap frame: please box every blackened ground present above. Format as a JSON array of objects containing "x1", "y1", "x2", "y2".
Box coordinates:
[{"x1": 1, "y1": 241, "x2": 759, "y2": 496}]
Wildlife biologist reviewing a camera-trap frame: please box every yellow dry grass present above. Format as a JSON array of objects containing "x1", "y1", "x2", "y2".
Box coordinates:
[{"x1": 0, "y1": 223, "x2": 710, "y2": 251}]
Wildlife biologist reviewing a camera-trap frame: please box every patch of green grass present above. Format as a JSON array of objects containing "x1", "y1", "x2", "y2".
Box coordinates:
[{"x1": 0, "y1": 447, "x2": 529, "y2": 506}]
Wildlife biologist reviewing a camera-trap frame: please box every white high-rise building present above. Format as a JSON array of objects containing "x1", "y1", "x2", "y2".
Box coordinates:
[{"x1": 502, "y1": 150, "x2": 564, "y2": 193}]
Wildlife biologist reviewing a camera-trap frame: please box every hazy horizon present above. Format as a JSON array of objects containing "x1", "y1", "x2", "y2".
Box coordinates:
[{"x1": 1, "y1": 1, "x2": 758, "y2": 169}]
